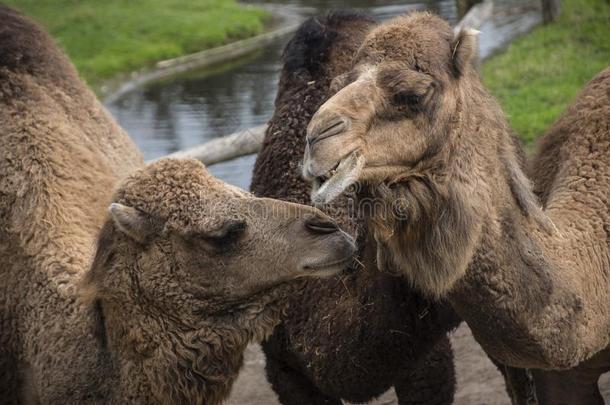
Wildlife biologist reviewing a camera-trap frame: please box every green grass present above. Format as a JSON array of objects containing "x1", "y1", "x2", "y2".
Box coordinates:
[
  {"x1": 5, "y1": 0, "x2": 269, "y2": 86},
  {"x1": 482, "y1": 0, "x2": 610, "y2": 145}
]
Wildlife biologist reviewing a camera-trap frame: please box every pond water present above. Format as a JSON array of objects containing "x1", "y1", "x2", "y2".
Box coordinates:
[{"x1": 106, "y1": 0, "x2": 540, "y2": 189}]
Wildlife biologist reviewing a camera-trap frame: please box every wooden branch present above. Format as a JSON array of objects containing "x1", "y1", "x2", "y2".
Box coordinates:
[{"x1": 162, "y1": 124, "x2": 268, "y2": 165}]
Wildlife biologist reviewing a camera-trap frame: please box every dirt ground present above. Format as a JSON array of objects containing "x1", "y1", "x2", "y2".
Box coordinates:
[{"x1": 228, "y1": 323, "x2": 610, "y2": 404}]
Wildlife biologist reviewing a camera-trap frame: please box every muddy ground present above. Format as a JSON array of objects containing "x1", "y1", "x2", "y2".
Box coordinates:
[{"x1": 228, "y1": 323, "x2": 610, "y2": 404}]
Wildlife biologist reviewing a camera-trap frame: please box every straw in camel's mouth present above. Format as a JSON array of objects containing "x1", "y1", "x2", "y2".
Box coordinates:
[
  {"x1": 314, "y1": 163, "x2": 339, "y2": 186},
  {"x1": 311, "y1": 152, "x2": 365, "y2": 205}
]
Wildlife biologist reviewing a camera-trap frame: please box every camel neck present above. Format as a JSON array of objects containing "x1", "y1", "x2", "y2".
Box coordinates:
[
  {"x1": 424, "y1": 85, "x2": 593, "y2": 368},
  {"x1": 99, "y1": 302, "x2": 247, "y2": 404},
  {"x1": 446, "y1": 146, "x2": 599, "y2": 370},
  {"x1": 98, "y1": 285, "x2": 286, "y2": 404}
]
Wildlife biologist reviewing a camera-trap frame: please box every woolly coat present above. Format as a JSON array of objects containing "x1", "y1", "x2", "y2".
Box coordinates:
[
  {"x1": 251, "y1": 12, "x2": 460, "y2": 404},
  {"x1": 0, "y1": 5, "x2": 143, "y2": 403}
]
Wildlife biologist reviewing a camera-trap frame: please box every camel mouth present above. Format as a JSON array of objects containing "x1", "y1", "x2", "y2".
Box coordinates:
[
  {"x1": 301, "y1": 255, "x2": 354, "y2": 278},
  {"x1": 311, "y1": 152, "x2": 365, "y2": 205},
  {"x1": 314, "y1": 161, "x2": 339, "y2": 187}
]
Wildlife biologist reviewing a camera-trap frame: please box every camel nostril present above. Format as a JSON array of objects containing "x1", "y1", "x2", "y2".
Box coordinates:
[
  {"x1": 307, "y1": 117, "x2": 347, "y2": 147},
  {"x1": 304, "y1": 215, "x2": 339, "y2": 235}
]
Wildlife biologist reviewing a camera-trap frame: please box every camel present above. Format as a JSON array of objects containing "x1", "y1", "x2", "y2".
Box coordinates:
[
  {"x1": 251, "y1": 12, "x2": 459, "y2": 405},
  {"x1": 301, "y1": 11, "x2": 610, "y2": 404},
  {"x1": 0, "y1": 6, "x2": 356, "y2": 404}
]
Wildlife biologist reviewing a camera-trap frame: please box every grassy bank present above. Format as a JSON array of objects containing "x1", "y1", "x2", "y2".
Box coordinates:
[
  {"x1": 5, "y1": 0, "x2": 269, "y2": 86},
  {"x1": 482, "y1": 0, "x2": 609, "y2": 145}
]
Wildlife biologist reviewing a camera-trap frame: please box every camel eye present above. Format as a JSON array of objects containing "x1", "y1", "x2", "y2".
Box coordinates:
[
  {"x1": 392, "y1": 91, "x2": 421, "y2": 108},
  {"x1": 197, "y1": 220, "x2": 247, "y2": 249}
]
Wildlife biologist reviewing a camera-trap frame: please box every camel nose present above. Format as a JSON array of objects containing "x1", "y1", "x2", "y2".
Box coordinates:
[
  {"x1": 304, "y1": 214, "x2": 340, "y2": 235},
  {"x1": 306, "y1": 113, "x2": 348, "y2": 148}
]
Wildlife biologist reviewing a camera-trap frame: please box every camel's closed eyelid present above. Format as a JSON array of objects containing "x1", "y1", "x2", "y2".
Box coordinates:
[
  {"x1": 388, "y1": 81, "x2": 435, "y2": 113},
  {"x1": 186, "y1": 219, "x2": 248, "y2": 250}
]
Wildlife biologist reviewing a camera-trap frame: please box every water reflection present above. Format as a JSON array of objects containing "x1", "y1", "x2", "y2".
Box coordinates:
[{"x1": 106, "y1": 0, "x2": 539, "y2": 189}]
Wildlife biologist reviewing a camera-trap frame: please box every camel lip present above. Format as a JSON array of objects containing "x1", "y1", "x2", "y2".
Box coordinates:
[
  {"x1": 310, "y1": 152, "x2": 365, "y2": 205},
  {"x1": 300, "y1": 255, "x2": 355, "y2": 277},
  {"x1": 314, "y1": 161, "x2": 340, "y2": 184}
]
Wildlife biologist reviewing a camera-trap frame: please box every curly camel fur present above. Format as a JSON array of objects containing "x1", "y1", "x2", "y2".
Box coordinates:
[
  {"x1": 0, "y1": 6, "x2": 356, "y2": 404},
  {"x1": 251, "y1": 12, "x2": 460, "y2": 404},
  {"x1": 303, "y1": 11, "x2": 610, "y2": 404},
  {"x1": 519, "y1": 71, "x2": 610, "y2": 405}
]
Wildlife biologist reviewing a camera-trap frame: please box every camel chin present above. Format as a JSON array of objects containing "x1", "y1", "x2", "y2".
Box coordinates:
[{"x1": 311, "y1": 152, "x2": 365, "y2": 205}]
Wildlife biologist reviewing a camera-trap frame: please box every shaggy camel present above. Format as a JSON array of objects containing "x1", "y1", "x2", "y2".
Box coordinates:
[
  {"x1": 251, "y1": 12, "x2": 459, "y2": 405},
  {"x1": 0, "y1": 6, "x2": 356, "y2": 404},
  {"x1": 303, "y1": 10, "x2": 610, "y2": 403}
]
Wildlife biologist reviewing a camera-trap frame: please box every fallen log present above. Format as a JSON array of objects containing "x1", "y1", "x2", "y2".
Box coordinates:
[{"x1": 162, "y1": 124, "x2": 267, "y2": 166}]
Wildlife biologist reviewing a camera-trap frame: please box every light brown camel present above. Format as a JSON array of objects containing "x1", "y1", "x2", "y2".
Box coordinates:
[
  {"x1": 0, "y1": 5, "x2": 355, "y2": 404},
  {"x1": 301, "y1": 10, "x2": 610, "y2": 403}
]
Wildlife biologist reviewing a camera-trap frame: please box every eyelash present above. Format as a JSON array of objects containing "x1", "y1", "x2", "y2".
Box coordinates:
[
  {"x1": 203, "y1": 232, "x2": 238, "y2": 247},
  {"x1": 206, "y1": 224, "x2": 246, "y2": 245},
  {"x1": 191, "y1": 222, "x2": 247, "y2": 250},
  {"x1": 392, "y1": 91, "x2": 422, "y2": 107}
]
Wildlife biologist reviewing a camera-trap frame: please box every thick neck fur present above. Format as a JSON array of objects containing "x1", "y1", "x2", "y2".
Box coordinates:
[
  {"x1": 445, "y1": 74, "x2": 608, "y2": 369},
  {"x1": 96, "y1": 275, "x2": 287, "y2": 404},
  {"x1": 367, "y1": 69, "x2": 607, "y2": 369},
  {"x1": 366, "y1": 72, "x2": 487, "y2": 297}
]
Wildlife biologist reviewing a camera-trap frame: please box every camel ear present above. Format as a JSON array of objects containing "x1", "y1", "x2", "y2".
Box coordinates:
[
  {"x1": 451, "y1": 28, "x2": 479, "y2": 77},
  {"x1": 108, "y1": 203, "x2": 156, "y2": 243}
]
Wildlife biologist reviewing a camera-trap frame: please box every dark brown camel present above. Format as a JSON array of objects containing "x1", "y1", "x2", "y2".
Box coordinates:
[{"x1": 251, "y1": 12, "x2": 460, "y2": 405}]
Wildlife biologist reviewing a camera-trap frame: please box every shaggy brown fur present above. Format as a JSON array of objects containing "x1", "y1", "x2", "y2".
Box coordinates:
[
  {"x1": 0, "y1": 6, "x2": 356, "y2": 404},
  {"x1": 251, "y1": 12, "x2": 460, "y2": 404},
  {"x1": 82, "y1": 159, "x2": 355, "y2": 405},
  {"x1": 0, "y1": 5, "x2": 142, "y2": 402},
  {"x1": 303, "y1": 10, "x2": 610, "y2": 403},
  {"x1": 519, "y1": 70, "x2": 610, "y2": 405}
]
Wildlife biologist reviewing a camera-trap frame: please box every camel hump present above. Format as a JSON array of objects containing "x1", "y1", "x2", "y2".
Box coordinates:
[
  {"x1": 0, "y1": 5, "x2": 74, "y2": 81},
  {"x1": 282, "y1": 10, "x2": 375, "y2": 78},
  {"x1": 555, "y1": 68, "x2": 609, "y2": 143},
  {"x1": 530, "y1": 67, "x2": 610, "y2": 228},
  {"x1": 586, "y1": 67, "x2": 610, "y2": 114},
  {"x1": 530, "y1": 68, "x2": 610, "y2": 204}
]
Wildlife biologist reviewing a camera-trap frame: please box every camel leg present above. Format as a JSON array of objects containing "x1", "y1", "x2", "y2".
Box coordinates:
[
  {"x1": 395, "y1": 336, "x2": 456, "y2": 405},
  {"x1": 262, "y1": 338, "x2": 341, "y2": 405},
  {"x1": 0, "y1": 351, "x2": 21, "y2": 405},
  {"x1": 496, "y1": 353, "x2": 610, "y2": 405},
  {"x1": 263, "y1": 355, "x2": 341, "y2": 405},
  {"x1": 491, "y1": 360, "x2": 537, "y2": 405},
  {"x1": 532, "y1": 367, "x2": 606, "y2": 405}
]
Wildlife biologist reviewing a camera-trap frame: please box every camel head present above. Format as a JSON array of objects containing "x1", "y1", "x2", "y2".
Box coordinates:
[
  {"x1": 302, "y1": 12, "x2": 554, "y2": 298},
  {"x1": 303, "y1": 12, "x2": 479, "y2": 204},
  {"x1": 84, "y1": 158, "x2": 356, "y2": 319}
]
